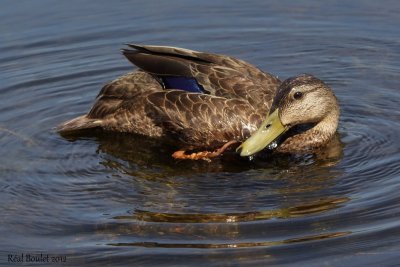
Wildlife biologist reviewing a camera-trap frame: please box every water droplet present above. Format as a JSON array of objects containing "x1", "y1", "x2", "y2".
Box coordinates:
[{"x1": 267, "y1": 141, "x2": 278, "y2": 150}]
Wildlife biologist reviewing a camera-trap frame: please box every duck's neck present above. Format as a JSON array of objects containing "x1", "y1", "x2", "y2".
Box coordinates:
[{"x1": 277, "y1": 108, "x2": 340, "y2": 153}]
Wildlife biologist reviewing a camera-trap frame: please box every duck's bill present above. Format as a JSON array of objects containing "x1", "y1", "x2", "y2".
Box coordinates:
[{"x1": 237, "y1": 109, "x2": 287, "y2": 157}]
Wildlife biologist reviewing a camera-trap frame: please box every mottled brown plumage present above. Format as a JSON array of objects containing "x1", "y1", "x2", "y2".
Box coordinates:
[{"x1": 57, "y1": 44, "x2": 339, "y2": 157}]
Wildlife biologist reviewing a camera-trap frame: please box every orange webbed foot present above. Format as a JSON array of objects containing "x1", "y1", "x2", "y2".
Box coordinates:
[{"x1": 172, "y1": 140, "x2": 239, "y2": 161}]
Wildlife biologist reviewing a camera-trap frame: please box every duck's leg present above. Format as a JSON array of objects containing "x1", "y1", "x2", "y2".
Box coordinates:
[{"x1": 172, "y1": 140, "x2": 239, "y2": 161}]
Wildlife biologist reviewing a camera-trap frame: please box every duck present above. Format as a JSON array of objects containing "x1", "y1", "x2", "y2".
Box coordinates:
[{"x1": 57, "y1": 44, "x2": 340, "y2": 160}]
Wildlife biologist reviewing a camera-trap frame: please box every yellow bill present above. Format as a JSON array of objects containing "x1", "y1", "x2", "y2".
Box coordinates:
[{"x1": 237, "y1": 109, "x2": 287, "y2": 157}]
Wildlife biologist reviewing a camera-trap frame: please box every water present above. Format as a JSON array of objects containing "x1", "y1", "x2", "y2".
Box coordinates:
[{"x1": 1, "y1": 0, "x2": 400, "y2": 266}]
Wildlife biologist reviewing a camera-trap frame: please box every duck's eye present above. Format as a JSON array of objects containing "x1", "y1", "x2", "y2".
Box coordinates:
[{"x1": 293, "y1": 91, "x2": 303, "y2": 100}]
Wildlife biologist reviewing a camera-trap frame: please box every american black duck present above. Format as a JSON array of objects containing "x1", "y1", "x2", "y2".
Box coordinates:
[{"x1": 58, "y1": 44, "x2": 339, "y2": 160}]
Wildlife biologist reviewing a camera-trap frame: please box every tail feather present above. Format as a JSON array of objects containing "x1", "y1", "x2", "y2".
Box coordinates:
[{"x1": 57, "y1": 115, "x2": 102, "y2": 134}]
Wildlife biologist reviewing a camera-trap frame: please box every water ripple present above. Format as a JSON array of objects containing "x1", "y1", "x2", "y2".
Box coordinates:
[
  {"x1": 113, "y1": 197, "x2": 349, "y2": 223},
  {"x1": 108, "y1": 231, "x2": 351, "y2": 249}
]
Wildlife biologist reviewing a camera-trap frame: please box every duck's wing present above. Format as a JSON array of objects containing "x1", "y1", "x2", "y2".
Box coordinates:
[
  {"x1": 122, "y1": 44, "x2": 280, "y2": 108},
  {"x1": 124, "y1": 44, "x2": 273, "y2": 81},
  {"x1": 58, "y1": 45, "x2": 279, "y2": 143},
  {"x1": 143, "y1": 90, "x2": 264, "y2": 148},
  {"x1": 58, "y1": 70, "x2": 264, "y2": 145}
]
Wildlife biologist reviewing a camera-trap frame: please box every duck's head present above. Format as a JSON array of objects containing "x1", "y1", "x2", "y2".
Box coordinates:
[{"x1": 237, "y1": 74, "x2": 339, "y2": 156}]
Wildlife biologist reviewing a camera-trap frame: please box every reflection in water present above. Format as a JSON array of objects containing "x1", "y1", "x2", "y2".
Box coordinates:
[
  {"x1": 98, "y1": 198, "x2": 350, "y2": 247},
  {"x1": 113, "y1": 197, "x2": 349, "y2": 223},
  {"x1": 89, "y1": 136, "x2": 349, "y2": 249},
  {"x1": 70, "y1": 130, "x2": 349, "y2": 252},
  {"x1": 108, "y1": 231, "x2": 350, "y2": 249},
  {"x1": 64, "y1": 130, "x2": 344, "y2": 174}
]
